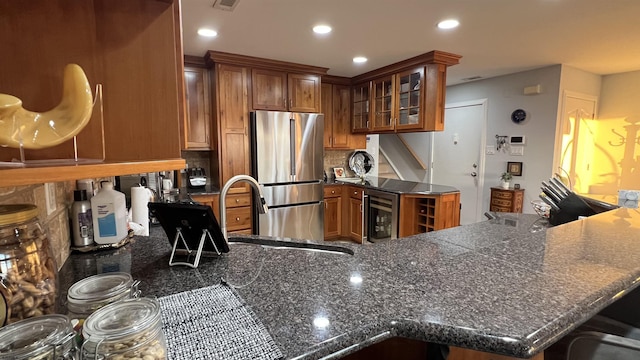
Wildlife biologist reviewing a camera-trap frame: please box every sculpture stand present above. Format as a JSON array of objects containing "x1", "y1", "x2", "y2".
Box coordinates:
[{"x1": 0, "y1": 84, "x2": 106, "y2": 168}]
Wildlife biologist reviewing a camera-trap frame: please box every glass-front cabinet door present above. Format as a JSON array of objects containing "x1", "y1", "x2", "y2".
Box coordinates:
[
  {"x1": 395, "y1": 67, "x2": 424, "y2": 131},
  {"x1": 371, "y1": 76, "x2": 395, "y2": 132},
  {"x1": 352, "y1": 82, "x2": 370, "y2": 133}
]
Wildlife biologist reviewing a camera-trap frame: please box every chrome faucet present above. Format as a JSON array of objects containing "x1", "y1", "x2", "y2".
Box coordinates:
[{"x1": 219, "y1": 175, "x2": 269, "y2": 241}]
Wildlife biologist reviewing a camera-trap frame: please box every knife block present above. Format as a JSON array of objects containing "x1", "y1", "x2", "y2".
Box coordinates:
[{"x1": 549, "y1": 193, "x2": 597, "y2": 226}]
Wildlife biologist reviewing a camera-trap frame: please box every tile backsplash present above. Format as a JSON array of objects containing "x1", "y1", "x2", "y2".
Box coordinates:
[
  {"x1": 0, "y1": 182, "x2": 74, "y2": 269},
  {"x1": 324, "y1": 149, "x2": 356, "y2": 179}
]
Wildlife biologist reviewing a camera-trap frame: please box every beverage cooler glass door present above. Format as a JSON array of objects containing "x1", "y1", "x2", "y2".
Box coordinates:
[{"x1": 367, "y1": 189, "x2": 399, "y2": 242}]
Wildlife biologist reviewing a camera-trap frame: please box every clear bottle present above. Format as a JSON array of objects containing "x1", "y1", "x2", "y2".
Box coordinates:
[
  {"x1": 91, "y1": 181, "x2": 128, "y2": 244},
  {"x1": 67, "y1": 272, "x2": 140, "y2": 325},
  {"x1": 0, "y1": 204, "x2": 57, "y2": 326},
  {"x1": 71, "y1": 189, "x2": 93, "y2": 247},
  {"x1": 81, "y1": 298, "x2": 167, "y2": 360},
  {"x1": 0, "y1": 314, "x2": 77, "y2": 359}
]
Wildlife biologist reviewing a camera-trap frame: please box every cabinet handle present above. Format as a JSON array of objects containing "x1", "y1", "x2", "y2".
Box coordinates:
[
  {"x1": 331, "y1": 190, "x2": 335, "y2": 194},
  {"x1": 236, "y1": 217, "x2": 240, "y2": 221},
  {"x1": 235, "y1": 199, "x2": 240, "y2": 203},
  {"x1": 283, "y1": 98, "x2": 286, "y2": 107},
  {"x1": 289, "y1": 98, "x2": 293, "y2": 108}
]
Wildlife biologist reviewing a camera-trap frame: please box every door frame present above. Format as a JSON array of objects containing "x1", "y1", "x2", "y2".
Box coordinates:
[
  {"x1": 430, "y1": 99, "x2": 488, "y2": 223},
  {"x1": 552, "y1": 90, "x2": 599, "y2": 182}
]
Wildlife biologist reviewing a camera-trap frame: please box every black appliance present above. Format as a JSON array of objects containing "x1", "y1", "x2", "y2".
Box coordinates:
[{"x1": 187, "y1": 167, "x2": 207, "y2": 189}]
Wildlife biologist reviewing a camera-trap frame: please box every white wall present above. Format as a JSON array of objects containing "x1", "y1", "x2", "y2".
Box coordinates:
[
  {"x1": 446, "y1": 65, "x2": 562, "y2": 214},
  {"x1": 599, "y1": 70, "x2": 640, "y2": 118}
]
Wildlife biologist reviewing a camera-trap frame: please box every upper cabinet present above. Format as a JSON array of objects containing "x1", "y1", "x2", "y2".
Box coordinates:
[
  {"x1": 183, "y1": 60, "x2": 211, "y2": 150},
  {"x1": 322, "y1": 76, "x2": 366, "y2": 150},
  {"x1": 351, "y1": 51, "x2": 461, "y2": 134},
  {"x1": 251, "y1": 69, "x2": 321, "y2": 113},
  {"x1": 0, "y1": 0, "x2": 186, "y2": 187}
]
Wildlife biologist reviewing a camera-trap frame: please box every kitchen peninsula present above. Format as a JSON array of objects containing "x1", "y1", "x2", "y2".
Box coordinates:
[{"x1": 58, "y1": 207, "x2": 640, "y2": 359}]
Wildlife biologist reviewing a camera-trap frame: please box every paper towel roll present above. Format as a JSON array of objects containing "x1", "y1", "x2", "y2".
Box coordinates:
[{"x1": 131, "y1": 186, "x2": 150, "y2": 236}]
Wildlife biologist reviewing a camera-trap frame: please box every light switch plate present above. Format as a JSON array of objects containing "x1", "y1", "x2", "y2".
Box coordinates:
[{"x1": 509, "y1": 146, "x2": 524, "y2": 156}]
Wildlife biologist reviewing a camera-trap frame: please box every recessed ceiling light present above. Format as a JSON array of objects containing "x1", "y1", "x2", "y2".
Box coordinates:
[
  {"x1": 353, "y1": 56, "x2": 367, "y2": 64},
  {"x1": 437, "y1": 19, "x2": 459, "y2": 30},
  {"x1": 313, "y1": 25, "x2": 332, "y2": 34},
  {"x1": 197, "y1": 28, "x2": 218, "y2": 37}
]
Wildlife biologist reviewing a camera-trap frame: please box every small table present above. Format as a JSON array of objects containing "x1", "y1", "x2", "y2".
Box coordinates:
[{"x1": 490, "y1": 187, "x2": 525, "y2": 213}]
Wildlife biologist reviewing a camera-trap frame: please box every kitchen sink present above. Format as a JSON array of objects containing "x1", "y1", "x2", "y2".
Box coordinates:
[{"x1": 228, "y1": 237, "x2": 354, "y2": 255}]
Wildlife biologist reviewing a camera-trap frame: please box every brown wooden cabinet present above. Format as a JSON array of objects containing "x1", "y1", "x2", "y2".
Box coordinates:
[
  {"x1": 490, "y1": 187, "x2": 525, "y2": 213},
  {"x1": 190, "y1": 192, "x2": 253, "y2": 234},
  {"x1": 347, "y1": 186, "x2": 364, "y2": 243},
  {"x1": 183, "y1": 64, "x2": 211, "y2": 150},
  {"x1": 351, "y1": 51, "x2": 461, "y2": 134},
  {"x1": 323, "y1": 185, "x2": 343, "y2": 240},
  {"x1": 0, "y1": 0, "x2": 186, "y2": 187},
  {"x1": 251, "y1": 69, "x2": 321, "y2": 113},
  {"x1": 208, "y1": 62, "x2": 252, "y2": 195},
  {"x1": 322, "y1": 77, "x2": 366, "y2": 150},
  {"x1": 398, "y1": 192, "x2": 461, "y2": 237}
]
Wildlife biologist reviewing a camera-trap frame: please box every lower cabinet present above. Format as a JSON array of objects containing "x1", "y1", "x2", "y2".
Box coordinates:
[
  {"x1": 347, "y1": 186, "x2": 364, "y2": 243},
  {"x1": 398, "y1": 192, "x2": 461, "y2": 237},
  {"x1": 189, "y1": 193, "x2": 253, "y2": 234},
  {"x1": 324, "y1": 185, "x2": 343, "y2": 240},
  {"x1": 490, "y1": 187, "x2": 525, "y2": 213}
]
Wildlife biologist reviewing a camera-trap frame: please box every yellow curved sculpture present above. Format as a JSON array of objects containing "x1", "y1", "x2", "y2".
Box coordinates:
[{"x1": 0, "y1": 64, "x2": 93, "y2": 149}]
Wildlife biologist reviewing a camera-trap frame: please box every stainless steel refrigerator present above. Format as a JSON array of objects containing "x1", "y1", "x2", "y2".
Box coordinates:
[{"x1": 250, "y1": 110, "x2": 324, "y2": 241}]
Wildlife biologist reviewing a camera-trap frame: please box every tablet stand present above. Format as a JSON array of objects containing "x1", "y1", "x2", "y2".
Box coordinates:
[{"x1": 169, "y1": 227, "x2": 220, "y2": 268}]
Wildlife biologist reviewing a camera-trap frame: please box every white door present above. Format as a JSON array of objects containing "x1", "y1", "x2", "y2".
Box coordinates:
[{"x1": 431, "y1": 101, "x2": 486, "y2": 225}]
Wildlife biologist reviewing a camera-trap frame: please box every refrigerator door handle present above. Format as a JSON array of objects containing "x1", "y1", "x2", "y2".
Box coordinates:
[{"x1": 289, "y1": 118, "x2": 296, "y2": 182}]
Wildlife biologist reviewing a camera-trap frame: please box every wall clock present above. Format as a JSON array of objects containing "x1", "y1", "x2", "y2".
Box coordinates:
[{"x1": 511, "y1": 109, "x2": 527, "y2": 124}]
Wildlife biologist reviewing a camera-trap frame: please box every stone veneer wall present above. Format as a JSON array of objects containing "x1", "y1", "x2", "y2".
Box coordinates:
[{"x1": 0, "y1": 182, "x2": 74, "y2": 270}]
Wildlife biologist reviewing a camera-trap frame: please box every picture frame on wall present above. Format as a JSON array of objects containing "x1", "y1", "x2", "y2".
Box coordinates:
[
  {"x1": 333, "y1": 167, "x2": 346, "y2": 178},
  {"x1": 507, "y1": 162, "x2": 523, "y2": 176}
]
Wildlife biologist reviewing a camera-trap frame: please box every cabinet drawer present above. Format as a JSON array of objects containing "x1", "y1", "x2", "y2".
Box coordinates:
[
  {"x1": 490, "y1": 205, "x2": 511, "y2": 212},
  {"x1": 324, "y1": 186, "x2": 343, "y2": 198},
  {"x1": 225, "y1": 206, "x2": 252, "y2": 231},
  {"x1": 491, "y1": 198, "x2": 513, "y2": 207},
  {"x1": 349, "y1": 187, "x2": 363, "y2": 200},
  {"x1": 225, "y1": 193, "x2": 251, "y2": 208},
  {"x1": 492, "y1": 190, "x2": 513, "y2": 199}
]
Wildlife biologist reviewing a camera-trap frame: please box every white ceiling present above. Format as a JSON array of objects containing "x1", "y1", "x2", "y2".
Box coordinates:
[{"x1": 181, "y1": 0, "x2": 640, "y2": 85}]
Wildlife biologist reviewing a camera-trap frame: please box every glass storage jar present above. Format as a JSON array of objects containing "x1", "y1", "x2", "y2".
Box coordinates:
[
  {"x1": 0, "y1": 314, "x2": 78, "y2": 359},
  {"x1": 81, "y1": 297, "x2": 167, "y2": 360},
  {"x1": 67, "y1": 272, "x2": 140, "y2": 323},
  {"x1": 0, "y1": 204, "x2": 57, "y2": 326}
]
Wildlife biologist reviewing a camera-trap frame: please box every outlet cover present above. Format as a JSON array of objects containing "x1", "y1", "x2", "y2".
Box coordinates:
[
  {"x1": 45, "y1": 183, "x2": 56, "y2": 215},
  {"x1": 486, "y1": 145, "x2": 496, "y2": 155}
]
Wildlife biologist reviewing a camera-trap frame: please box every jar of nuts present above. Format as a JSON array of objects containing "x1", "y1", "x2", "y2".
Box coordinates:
[
  {"x1": 0, "y1": 314, "x2": 78, "y2": 359},
  {"x1": 0, "y1": 204, "x2": 57, "y2": 327},
  {"x1": 81, "y1": 297, "x2": 167, "y2": 360},
  {"x1": 67, "y1": 272, "x2": 140, "y2": 323}
]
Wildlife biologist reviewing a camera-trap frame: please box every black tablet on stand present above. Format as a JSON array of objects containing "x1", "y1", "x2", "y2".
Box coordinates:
[{"x1": 148, "y1": 202, "x2": 228, "y2": 268}]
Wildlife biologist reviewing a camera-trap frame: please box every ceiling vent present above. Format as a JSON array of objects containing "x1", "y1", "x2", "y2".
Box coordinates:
[
  {"x1": 461, "y1": 76, "x2": 483, "y2": 82},
  {"x1": 213, "y1": 0, "x2": 240, "y2": 11}
]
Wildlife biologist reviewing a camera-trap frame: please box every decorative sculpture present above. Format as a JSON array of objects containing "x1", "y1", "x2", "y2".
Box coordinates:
[{"x1": 0, "y1": 64, "x2": 93, "y2": 149}]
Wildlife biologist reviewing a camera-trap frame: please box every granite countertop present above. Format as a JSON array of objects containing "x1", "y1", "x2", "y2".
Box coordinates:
[
  {"x1": 58, "y1": 208, "x2": 640, "y2": 359},
  {"x1": 330, "y1": 176, "x2": 459, "y2": 195}
]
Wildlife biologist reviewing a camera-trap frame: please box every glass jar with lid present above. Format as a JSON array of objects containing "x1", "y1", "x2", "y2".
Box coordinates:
[
  {"x1": 81, "y1": 297, "x2": 167, "y2": 360},
  {"x1": 0, "y1": 204, "x2": 57, "y2": 326},
  {"x1": 0, "y1": 314, "x2": 78, "y2": 359},
  {"x1": 67, "y1": 272, "x2": 140, "y2": 323}
]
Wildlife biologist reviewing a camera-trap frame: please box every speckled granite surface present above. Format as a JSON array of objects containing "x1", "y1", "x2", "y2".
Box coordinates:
[
  {"x1": 58, "y1": 209, "x2": 640, "y2": 359},
  {"x1": 332, "y1": 176, "x2": 459, "y2": 195}
]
